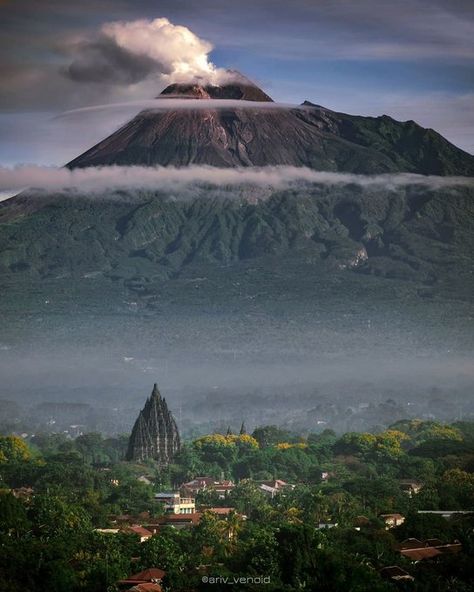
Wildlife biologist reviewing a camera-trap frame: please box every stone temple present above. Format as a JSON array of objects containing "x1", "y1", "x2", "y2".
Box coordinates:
[{"x1": 126, "y1": 384, "x2": 181, "y2": 464}]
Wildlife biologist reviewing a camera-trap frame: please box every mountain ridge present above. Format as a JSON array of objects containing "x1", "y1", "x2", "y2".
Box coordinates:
[
  {"x1": 1, "y1": 182, "x2": 473, "y2": 288},
  {"x1": 1, "y1": 78, "x2": 473, "y2": 327},
  {"x1": 66, "y1": 81, "x2": 474, "y2": 175}
]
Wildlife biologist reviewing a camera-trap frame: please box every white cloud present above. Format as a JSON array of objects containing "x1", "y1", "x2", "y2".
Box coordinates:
[{"x1": 0, "y1": 165, "x2": 472, "y2": 200}]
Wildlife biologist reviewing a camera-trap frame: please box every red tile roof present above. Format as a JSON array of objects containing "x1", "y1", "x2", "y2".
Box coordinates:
[
  {"x1": 424, "y1": 538, "x2": 443, "y2": 547},
  {"x1": 260, "y1": 480, "x2": 288, "y2": 488},
  {"x1": 160, "y1": 513, "x2": 201, "y2": 525},
  {"x1": 181, "y1": 478, "x2": 235, "y2": 493},
  {"x1": 130, "y1": 584, "x2": 162, "y2": 592},
  {"x1": 380, "y1": 513, "x2": 404, "y2": 520},
  {"x1": 397, "y1": 538, "x2": 463, "y2": 558},
  {"x1": 119, "y1": 567, "x2": 166, "y2": 585},
  {"x1": 437, "y1": 543, "x2": 462, "y2": 554},
  {"x1": 208, "y1": 507, "x2": 235, "y2": 515},
  {"x1": 132, "y1": 569, "x2": 165, "y2": 581},
  {"x1": 401, "y1": 547, "x2": 442, "y2": 561},
  {"x1": 398, "y1": 538, "x2": 424, "y2": 550},
  {"x1": 125, "y1": 526, "x2": 153, "y2": 538}
]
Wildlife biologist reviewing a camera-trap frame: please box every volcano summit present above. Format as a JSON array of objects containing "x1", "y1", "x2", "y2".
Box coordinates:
[{"x1": 67, "y1": 79, "x2": 474, "y2": 175}]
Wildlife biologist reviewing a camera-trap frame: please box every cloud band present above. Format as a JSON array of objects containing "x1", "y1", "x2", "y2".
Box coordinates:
[{"x1": 1, "y1": 165, "x2": 473, "y2": 199}]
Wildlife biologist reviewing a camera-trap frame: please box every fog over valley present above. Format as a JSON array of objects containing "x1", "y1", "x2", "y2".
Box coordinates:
[
  {"x1": 1, "y1": 265, "x2": 473, "y2": 437},
  {"x1": 1, "y1": 173, "x2": 473, "y2": 437}
]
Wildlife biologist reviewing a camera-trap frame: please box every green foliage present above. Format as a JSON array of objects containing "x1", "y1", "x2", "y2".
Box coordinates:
[
  {"x1": 0, "y1": 436, "x2": 32, "y2": 463},
  {"x1": 138, "y1": 528, "x2": 188, "y2": 588},
  {"x1": 390, "y1": 419, "x2": 463, "y2": 444},
  {"x1": 0, "y1": 492, "x2": 30, "y2": 537},
  {"x1": 231, "y1": 522, "x2": 280, "y2": 580},
  {"x1": 1, "y1": 420, "x2": 474, "y2": 591},
  {"x1": 228, "y1": 480, "x2": 271, "y2": 520},
  {"x1": 251, "y1": 426, "x2": 292, "y2": 448},
  {"x1": 439, "y1": 469, "x2": 474, "y2": 508},
  {"x1": 393, "y1": 512, "x2": 456, "y2": 541}
]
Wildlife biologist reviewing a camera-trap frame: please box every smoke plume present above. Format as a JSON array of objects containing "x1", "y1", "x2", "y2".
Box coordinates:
[{"x1": 64, "y1": 17, "x2": 231, "y2": 87}]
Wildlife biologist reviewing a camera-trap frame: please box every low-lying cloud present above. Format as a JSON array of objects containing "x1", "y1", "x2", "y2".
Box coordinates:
[
  {"x1": 57, "y1": 99, "x2": 298, "y2": 120},
  {"x1": 1, "y1": 165, "x2": 473, "y2": 199},
  {"x1": 64, "y1": 17, "x2": 232, "y2": 87}
]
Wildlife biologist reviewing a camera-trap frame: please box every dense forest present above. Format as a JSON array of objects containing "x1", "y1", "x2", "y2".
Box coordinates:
[{"x1": 1, "y1": 419, "x2": 474, "y2": 591}]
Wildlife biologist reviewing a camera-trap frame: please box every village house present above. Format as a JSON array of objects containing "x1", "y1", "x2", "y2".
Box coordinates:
[
  {"x1": 399, "y1": 479, "x2": 423, "y2": 497},
  {"x1": 258, "y1": 479, "x2": 294, "y2": 498},
  {"x1": 380, "y1": 513, "x2": 405, "y2": 529},
  {"x1": 95, "y1": 528, "x2": 120, "y2": 536},
  {"x1": 127, "y1": 585, "x2": 162, "y2": 592},
  {"x1": 124, "y1": 525, "x2": 153, "y2": 543},
  {"x1": 317, "y1": 521, "x2": 338, "y2": 530},
  {"x1": 137, "y1": 475, "x2": 153, "y2": 486},
  {"x1": 117, "y1": 568, "x2": 165, "y2": 591},
  {"x1": 417, "y1": 509, "x2": 473, "y2": 519},
  {"x1": 154, "y1": 491, "x2": 196, "y2": 514},
  {"x1": 380, "y1": 566, "x2": 414, "y2": 583},
  {"x1": 95, "y1": 525, "x2": 153, "y2": 542},
  {"x1": 207, "y1": 507, "x2": 238, "y2": 517},
  {"x1": 180, "y1": 477, "x2": 235, "y2": 499},
  {"x1": 11, "y1": 487, "x2": 34, "y2": 500},
  {"x1": 109, "y1": 511, "x2": 152, "y2": 526},
  {"x1": 397, "y1": 538, "x2": 463, "y2": 562},
  {"x1": 353, "y1": 516, "x2": 370, "y2": 531},
  {"x1": 146, "y1": 512, "x2": 202, "y2": 531}
]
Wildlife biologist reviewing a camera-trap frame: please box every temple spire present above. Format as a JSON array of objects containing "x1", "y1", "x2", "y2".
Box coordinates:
[{"x1": 126, "y1": 383, "x2": 180, "y2": 464}]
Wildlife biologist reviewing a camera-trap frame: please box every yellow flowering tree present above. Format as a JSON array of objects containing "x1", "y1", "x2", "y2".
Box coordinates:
[{"x1": 0, "y1": 436, "x2": 32, "y2": 464}]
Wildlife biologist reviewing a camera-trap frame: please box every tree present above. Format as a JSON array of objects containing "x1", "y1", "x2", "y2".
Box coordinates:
[
  {"x1": 221, "y1": 510, "x2": 244, "y2": 545},
  {"x1": 73, "y1": 532, "x2": 134, "y2": 592},
  {"x1": 275, "y1": 524, "x2": 321, "y2": 588},
  {"x1": 228, "y1": 480, "x2": 270, "y2": 519},
  {"x1": 373, "y1": 430, "x2": 409, "y2": 459},
  {"x1": 232, "y1": 522, "x2": 280, "y2": 582},
  {"x1": 0, "y1": 492, "x2": 30, "y2": 537},
  {"x1": 138, "y1": 529, "x2": 188, "y2": 588},
  {"x1": 34, "y1": 453, "x2": 96, "y2": 496},
  {"x1": 29, "y1": 493, "x2": 92, "y2": 539},
  {"x1": 0, "y1": 437, "x2": 32, "y2": 464},
  {"x1": 343, "y1": 477, "x2": 406, "y2": 515},
  {"x1": 193, "y1": 511, "x2": 229, "y2": 562},
  {"x1": 251, "y1": 426, "x2": 291, "y2": 448},
  {"x1": 334, "y1": 433, "x2": 377, "y2": 456},
  {"x1": 193, "y1": 434, "x2": 238, "y2": 471},
  {"x1": 106, "y1": 477, "x2": 154, "y2": 514},
  {"x1": 393, "y1": 511, "x2": 455, "y2": 541},
  {"x1": 439, "y1": 468, "x2": 474, "y2": 508},
  {"x1": 75, "y1": 432, "x2": 106, "y2": 464}
]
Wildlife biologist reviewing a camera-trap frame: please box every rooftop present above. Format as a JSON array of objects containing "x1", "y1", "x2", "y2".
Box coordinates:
[{"x1": 118, "y1": 567, "x2": 166, "y2": 586}]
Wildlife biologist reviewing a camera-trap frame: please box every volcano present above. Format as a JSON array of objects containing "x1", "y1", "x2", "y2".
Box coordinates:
[
  {"x1": 2, "y1": 80, "x2": 474, "y2": 400},
  {"x1": 67, "y1": 80, "x2": 474, "y2": 175}
]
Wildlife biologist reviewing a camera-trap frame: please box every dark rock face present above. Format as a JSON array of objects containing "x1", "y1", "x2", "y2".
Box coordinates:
[
  {"x1": 126, "y1": 384, "x2": 181, "y2": 463},
  {"x1": 158, "y1": 82, "x2": 274, "y2": 102},
  {"x1": 66, "y1": 82, "x2": 474, "y2": 175}
]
